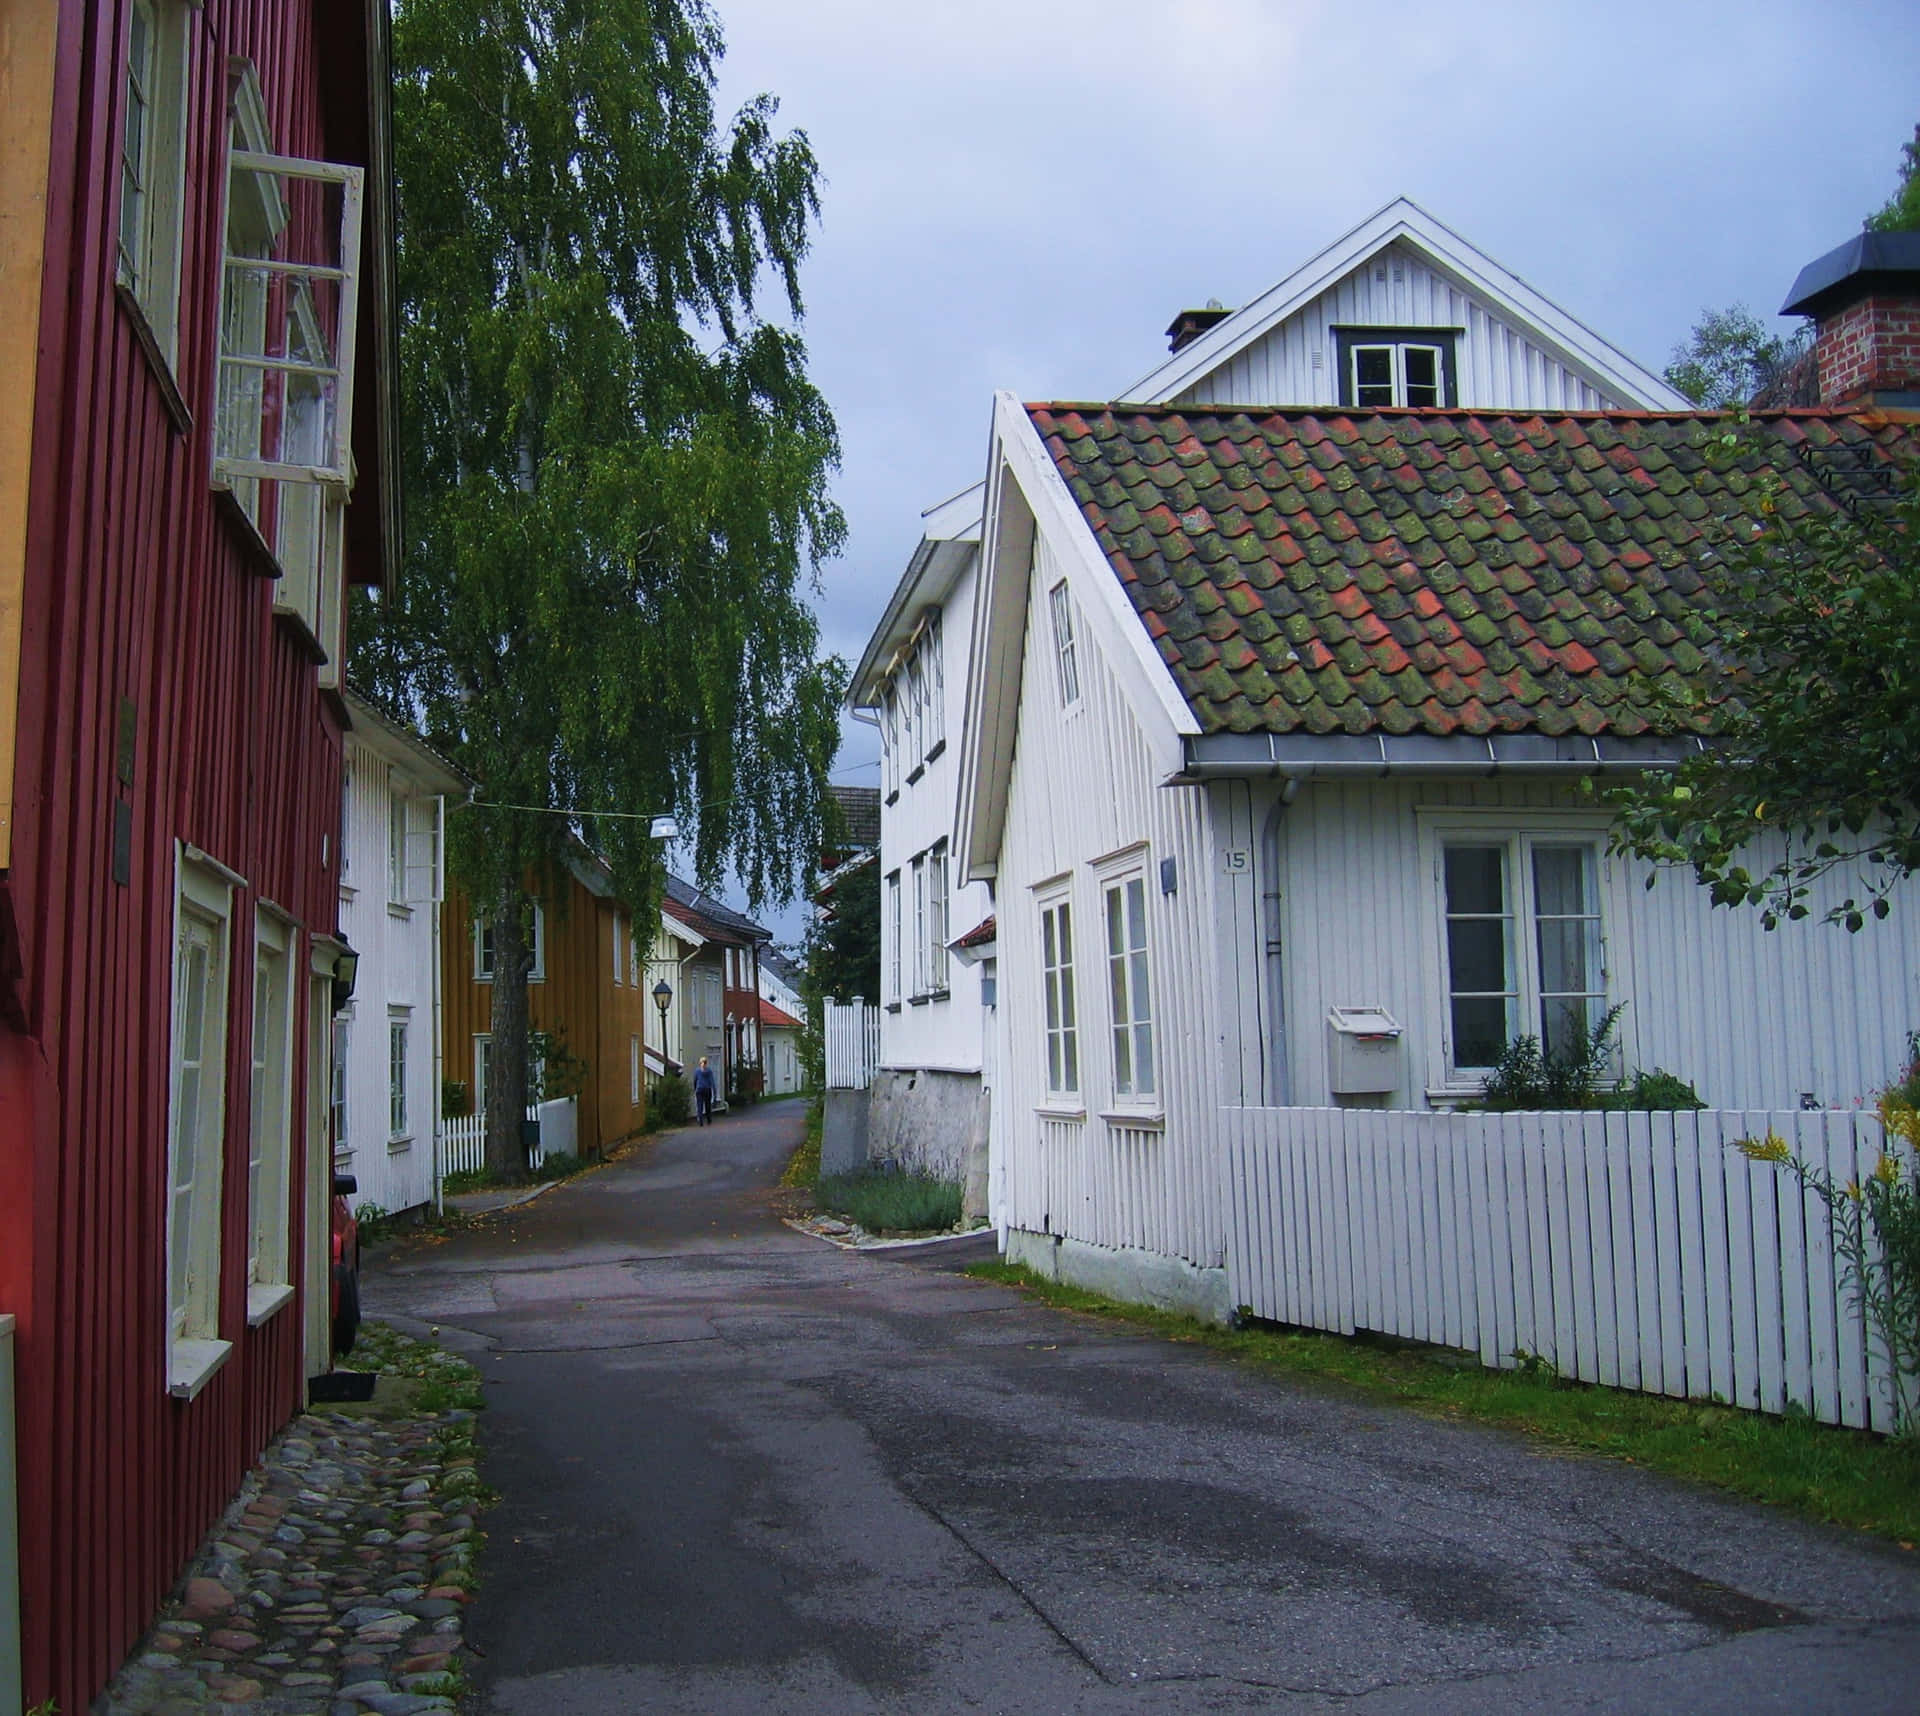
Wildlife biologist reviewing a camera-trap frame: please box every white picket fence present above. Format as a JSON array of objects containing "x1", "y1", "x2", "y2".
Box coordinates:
[
  {"x1": 1222, "y1": 1106, "x2": 1909, "y2": 1433},
  {"x1": 824, "y1": 1001, "x2": 880, "y2": 1090},
  {"x1": 440, "y1": 1099, "x2": 575, "y2": 1178}
]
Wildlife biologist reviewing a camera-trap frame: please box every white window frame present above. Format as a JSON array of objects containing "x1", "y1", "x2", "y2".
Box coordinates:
[
  {"x1": 387, "y1": 787, "x2": 407, "y2": 907},
  {"x1": 1099, "y1": 862, "x2": 1157, "y2": 1107},
  {"x1": 214, "y1": 62, "x2": 365, "y2": 498},
  {"x1": 167, "y1": 847, "x2": 238, "y2": 1398},
  {"x1": 929, "y1": 841, "x2": 949, "y2": 996},
  {"x1": 474, "y1": 900, "x2": 545, "y2": 982},
  {"x1": 612, "y1": 910, "x2": 625, "y2": 985},
  {"x1": 118, "y1": 0, "x2": 193, "y2": 377},
  {"x1": 245, "y1": 909, "x2": 297, "y2": 1324},
  {"x1": 923, "y1": 610, "x2": 945, "y2": 753},
  {"x1": 882, "y1": 690, "x2": 899, "y2": 799},
  {"x1": 1418, "y1": 810, "x2": 1612, "y2": 1094},
  {"x1": 886, "y1": 870, "x2": 902, "y2": 1006},
  {"x1": 473, "y1": 1034, "x2": 492, "y2": 1112},
  {"x1": 1347, "y1": 339, "x2": 1448, "y2": 409},
  {"x1": 330, "y1": 1013, "x2": 351, "y2": 1164},
  {"x1": 911, "y1": 854, "x2": 928, "y2": 998},
  {"x1": 630, "y1": 1035, "x2": 642, "y2": 1106},
  {"x1": 1048, "y1": 581, "x2": 1081, "y2": 709},
  {"x1": 388, "y1": 1009, "x2": 411, "y2": 1145},
  {"x1": 1037, "y1": 883, "x2": 1080, "y2": 1104}
]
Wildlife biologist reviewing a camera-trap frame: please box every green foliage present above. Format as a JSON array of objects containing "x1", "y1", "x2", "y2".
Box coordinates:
[
  {"x1": 1865, "y1": 122, "x2": 1920, "y2": 233},
  {"x1": 1663, "y1": 304, "x2": 1808, "y2": 407},
  {"x1": 1602, "y1": 1068, "x2": 1707, "y2": 1113},
  {"x1": 356, "y1": 0, "x2": 848, "y2": 1161},
  {"x1": 1477, "y1": 1003, "x2": 1625, "y2": 1110},
  {"x1": 442, "y1": 1077, "x2": 471, "y2": 1118},
  {"x1": 649, "y1": 1071, "x2": 691, "y2": 1127},
  {"x1": 967, "y1": 1261, "x2": 1920, "y2": 1540},
  {"x1": 347, "y1": 1320, "x2": 486, "y2": 1414},
  {"x1": 527, "y1": 1026, "x2": 587, "y2": 1102},
  {"x1": 804, "y1": 858, "x2": 880, "y2": 1005},
  {"x1": 1605, "y1": 421, "x2": 1920, "y2": 930},
  {"x1": 353, "y1": 1201, "x2": 396, "y2": 1243},
  {"x1": 781, "y1": 1097, "x2": 822, "y2": 1187},
  {"x1": 815, "y1": 1168, "x2": 962, "y2": 1234}
]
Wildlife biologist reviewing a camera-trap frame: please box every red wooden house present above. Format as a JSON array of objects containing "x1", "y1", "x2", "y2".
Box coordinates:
[{"x1": 0, "y1": 3, "x2": 397, "y2": 1707}]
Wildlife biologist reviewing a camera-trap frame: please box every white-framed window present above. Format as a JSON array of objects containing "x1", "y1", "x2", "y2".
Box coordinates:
[
  {"x1": 612, "y1": 911, "x2": 625, "y2": 985},
  {"x1": 882, "y1": 690, "x2": 899, "y2": 799},
  {"x1": 473, "y1": 1034, "x2": 491, "y2": 1110},
  {"x1": 1336, "y1": 329, "x2": 1454, "y2": 409},
  {"x1": 330, "y1": 1014, "x2": 350, "y2": 1161},
  {"x1": 1103, "y1": 872, "x2": 1155, "y2": 1102},
  {"x1": 929, "y1": 842, "x2": 949, "y2": 995},
  {"x1": 924, "y1": 610, "x2": 944, "y2": 752},
  {"x1": 474, "y1": 900, "x2": 545, "y2": 982},
  {"x1": 630, "y1": 1035, "x2": 641, "y2": 1106},
  {"x1": 214, "y1": 61, "x2": 366, "y2": 512},
  {"x1": 246, "y1": 910, "x2": 296, "y2": 1315},
  {"x1": 1438, "y1": 832, "x2": 1606, "y2": 1080},
  {"x1": 118, "y1": 0, "x2": 191, "y2": 372},
  {"x1": 1039, "y1": 890, "x2": 1079, "y2": 1099},
  {"x1": 911, "y1": 855, "x2": 927, "y2": 997},
  {"x1": 905, "y1": 654, "x2": 925, "y2": 776},
  {"x1": 388, "y1": 1010, "x2": 411, "y2": 1142},
  {"x1": 886, "y1": 870, "x2": 902, "y2": 1004},
  {"x1": 1048, "y1": 581, "x2": 1081, "y2": 708},
  {"x1": 387, "y1": 789, "x2": 407, "y2": 905},
  {"x1": 167, "y1": 848, "x2": 237, "y2": 1397}
]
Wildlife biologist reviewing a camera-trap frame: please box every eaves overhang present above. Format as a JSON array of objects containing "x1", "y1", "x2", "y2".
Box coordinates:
[
  {"x1": 848, "y1": 534, "x2": 979, "y2": 710},
  {"x1": 1176, "y1": 730, "x2": 1711, "y2": 781}
]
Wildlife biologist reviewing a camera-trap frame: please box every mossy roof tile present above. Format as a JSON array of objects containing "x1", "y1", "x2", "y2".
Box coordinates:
[{"x1": 1027, "y1": 403, "x2": 1913, "y2": 739}]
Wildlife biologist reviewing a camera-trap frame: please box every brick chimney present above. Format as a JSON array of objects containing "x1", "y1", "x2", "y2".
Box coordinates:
[
  {"x1": 1164, "y1": 300, "x2": 1233, "y2": 355},
  {"x1": 1781, "y1": 231, "x2": 1920, "y2": 408}
]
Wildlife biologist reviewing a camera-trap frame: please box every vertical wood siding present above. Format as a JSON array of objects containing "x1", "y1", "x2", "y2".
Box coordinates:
[
  {"x1": 1223, "y1": 1105, "x2": 1905, "y2": 1432},
  {"x1": 994, "y1": 531, "x2": 1222, "y2": 1267},
  {"x1": 1178, "y1": 242, "x2": 1619, "y2": 413},
  {"x1": 1265, "y1": 778, "x2": 1920, "y2": 1112},
  {"x1": 0, "y1": 5, "x2": 371, "y2": 1707}
]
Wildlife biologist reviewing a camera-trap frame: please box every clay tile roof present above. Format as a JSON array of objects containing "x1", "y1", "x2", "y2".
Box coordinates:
[
  {"x1": 757, "y1": 996, "x2": 802, "y2": 1030},
  {"x1": 953, "y1": 915, "x2": 996, "y2": 949},
  {"x1": 826, "y1": 785, "x2": 881, "y2": 855},
  {"x1": 1026, "y1": 403, "x2": 1918, "y2": 740}
]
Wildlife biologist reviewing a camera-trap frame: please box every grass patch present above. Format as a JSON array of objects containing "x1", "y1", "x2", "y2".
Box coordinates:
[
  {"x1": 817, "y1": 1168, "x2": 962, "y2": 1235},
  {"x1": 966, "y1": 1261, "x2": 1920, "y2": 1545},
  {"x1": 780, "y1": 1096, "x2": 823, "y2": 1189},
  {"x1": 440, "y1": 1149, "x2": 589, "y2": 1196},
  {"x1": 347, "y1": 1320, "x2": 487, "y2": 1414}
]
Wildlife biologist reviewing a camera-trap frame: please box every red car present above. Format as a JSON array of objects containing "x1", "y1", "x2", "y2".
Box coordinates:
[{"x1": 331, "y1": 1172, "x2": 361, "y2": 1357}]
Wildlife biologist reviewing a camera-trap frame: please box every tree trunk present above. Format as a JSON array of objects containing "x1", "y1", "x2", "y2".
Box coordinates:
[{"x1": 484, "y1": 881, "x2": 536, "y2": 1180}]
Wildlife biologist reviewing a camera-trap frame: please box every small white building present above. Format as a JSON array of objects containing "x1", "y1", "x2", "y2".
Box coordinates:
[
  {"x1": 850, "y1": 197, "x2": 1688, "y2": 1194},
  {"x1": 336, "y1": 692, "x2": 466, "y2": 1216},
  {"x1": 757, "y1": 948, "x2": 807, "y2": 1096}
]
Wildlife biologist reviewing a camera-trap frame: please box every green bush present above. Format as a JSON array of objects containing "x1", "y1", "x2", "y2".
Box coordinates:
[
  {"x1": 649, "y1": 1072, "x2": 691, "y2": 1128},
  {"x1": 1479, "y1": 1004, "x2": 1625, "y2": 1111},
  {"x1": 816, "y1": 1169, "x2": 962, "y2": 1234},
  {"x1": 1599, "y1": 1068, "x2": 1707, "y2": 1112}
]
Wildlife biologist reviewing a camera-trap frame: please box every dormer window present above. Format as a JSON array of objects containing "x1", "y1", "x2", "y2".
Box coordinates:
[{"x1": 1333, "y1": 327, "x2": 1458, "y2": 409}]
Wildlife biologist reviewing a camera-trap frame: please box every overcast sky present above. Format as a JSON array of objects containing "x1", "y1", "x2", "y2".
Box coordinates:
[{"x1": 699, "y1": 0, "x2": 1920, "y2": 940}]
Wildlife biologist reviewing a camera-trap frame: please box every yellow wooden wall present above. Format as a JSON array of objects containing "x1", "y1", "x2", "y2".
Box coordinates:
[{"x1": 442, "y1": 873, "x2": 651, "y2": 1155}]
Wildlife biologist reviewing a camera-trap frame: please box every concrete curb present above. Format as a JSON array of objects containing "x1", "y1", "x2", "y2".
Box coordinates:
[{"x1": 782, "y1": 1217, "x2": 996, "y2": 1254}]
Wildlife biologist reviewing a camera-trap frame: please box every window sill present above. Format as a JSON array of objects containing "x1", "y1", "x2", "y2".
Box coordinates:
[
  {"x1": 884, "y1": 790, "x2": 899, "y2": 807},
  {"x1": 885, "y1": 1001, "x2": 902, "y2": 1013},
  {"x1": 338, "y1": 882, "x2": 358, "y2": 902},
  {"x1": 246, "y1": 1282, "x2": 295, "y2": 1328},
  {"x1": 273, "y1": 604, "x2": 328, "y2": 665},
  {"x1": 212, "y1": 483, "x2": 280, "y2": 579},
  {"x1": 927, "y1": 988, "x2": 951, "y2": 1003},
  {"x1": 388, "y1": 1134, "x2": 413, "y2": 1153},
  {"x1": 116, "y1": 278, "x2": 192, "y2": 435},
  {"x1": 388, "y1": 901, "x2": 414, "y2": 919},
  {"x1": 908, "y1": 993, "x2": 930, "y2": 1007},
  {"x1": 1101, "y1": 1108, "x2": 1165, "y2": 1130},
  {"x1": 1036, "y1": 1103, "x2": 1086, "y2": 1122},
  {"x1": 168, "y1": 1337, "x2": 234, "y2": 1401},
  {"x1": 906, "y1": 764, "x2": 925, "y2": 786},
  {"x1": 925, "y1": 738, "x2": 946, "y2": 764}
]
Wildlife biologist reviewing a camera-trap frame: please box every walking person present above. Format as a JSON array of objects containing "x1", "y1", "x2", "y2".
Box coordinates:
[{"x1": 693, "y1": 1056, "x2": 717, "y2": 1126}]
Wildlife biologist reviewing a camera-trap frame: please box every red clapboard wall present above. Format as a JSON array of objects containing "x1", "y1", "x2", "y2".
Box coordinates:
[{"x1": 0, "y1": 3, "x2": 391, "y2": 1709}]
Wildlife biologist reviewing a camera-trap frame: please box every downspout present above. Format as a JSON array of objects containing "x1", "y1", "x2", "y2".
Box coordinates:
[
  {"x1": 430, "y1": 798, "x2": 445, "y2": 1216},
  {"x1": 1261, "y1": 779, "x2": 1300, "y2": 1107}
]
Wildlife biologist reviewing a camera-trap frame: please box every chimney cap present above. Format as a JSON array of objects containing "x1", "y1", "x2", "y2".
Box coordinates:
[
  {"x1": 1781, "y1": 230, "x2": 1920, "y2": 319},
  {"x1": 1164, "y1": 302, "x2": 1234, "y2": 353}
]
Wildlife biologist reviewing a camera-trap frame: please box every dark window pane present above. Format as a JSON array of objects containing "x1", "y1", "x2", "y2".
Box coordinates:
[
  {"x1": 1447, "y1": 917, "x2": 1509, "y2": 994},
  {"x1": 1404, "y1": 345, "x2": 1440, "y2": 406},
  {"x1": 1354, "y1": 346, "x2": 1393, "y2": 407},
  {"x1": 1452, "y1": 996, "x2": 1509, "y2": 1067},
  {"x1": 1541, "y1": 994, "x2": 1590, "y2": 1060},
  {"x1": 1536, "y1": 918, "x2": 1592, "y2": 996},
  {"x1": 1444, "y1": 845, "x2": 1505, "y2": 915},
  {"x1": 1532, "y1": 845, "x2": 1588, "y2": 915}
]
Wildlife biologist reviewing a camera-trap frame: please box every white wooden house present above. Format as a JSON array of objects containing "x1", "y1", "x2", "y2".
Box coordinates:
[
  {"x1": 946, "y1": 230, "x2": 1920, "y2": 1431},
  {"x1": 757, "y1": 949, "x2": 807, "y2": 1096},
  {"x1": 337, "y1": 691, "x2": 466, "y2": 1217},
  {"x1": 851, "y1": 198, "x2": 1688, "y2": 1189}
]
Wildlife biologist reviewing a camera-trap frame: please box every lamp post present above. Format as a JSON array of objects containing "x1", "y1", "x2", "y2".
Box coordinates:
[{"x1": 652, "y1": 978, "x2": 673, "y2": 1070}]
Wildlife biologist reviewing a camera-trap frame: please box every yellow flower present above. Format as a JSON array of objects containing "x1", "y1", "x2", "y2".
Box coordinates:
[
  {"x1": 1873, "y1": 1154, "x2": 1901, "y2": 1186},
  {"x1": 1734, "y1": 1132, "x2": 1792, "y2": 1163},
  {"x1": 1845, "y1": 1179, "x2": 1863, "y2": 1203}
]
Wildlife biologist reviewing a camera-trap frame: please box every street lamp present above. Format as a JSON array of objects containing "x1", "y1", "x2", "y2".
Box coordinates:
[{"x1": 652, "y1": 978, "x2": 673, "y2": 1066}]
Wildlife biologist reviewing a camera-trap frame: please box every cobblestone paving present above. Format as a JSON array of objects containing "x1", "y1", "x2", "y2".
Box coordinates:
[{"x1": 100, "y1": 1403, "x2": 483, "y2": 1715}]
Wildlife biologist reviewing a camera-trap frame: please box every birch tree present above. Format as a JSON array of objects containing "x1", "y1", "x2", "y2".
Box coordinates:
[{"x1": 355, "y1": 0, "x2": 846, "y2": 1176}]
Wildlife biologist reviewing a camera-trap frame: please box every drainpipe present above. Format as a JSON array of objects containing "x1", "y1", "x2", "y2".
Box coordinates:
[
  {"x1": 1261, "y1": 779, "x2": 1300, "y2": 1106},
  {"x1": 431, "y1": 798, "x2": 445, "y2": 1216}
]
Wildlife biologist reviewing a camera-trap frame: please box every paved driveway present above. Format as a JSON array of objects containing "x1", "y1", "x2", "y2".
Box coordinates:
[{"x1": 367, "y1": 1098, "x2": 1920, "y2": 1714}]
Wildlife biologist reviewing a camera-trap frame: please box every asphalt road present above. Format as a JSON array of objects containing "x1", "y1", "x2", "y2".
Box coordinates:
[{"x1": 367, "y1": 1098, "x2": 1920, "y2": 1714}]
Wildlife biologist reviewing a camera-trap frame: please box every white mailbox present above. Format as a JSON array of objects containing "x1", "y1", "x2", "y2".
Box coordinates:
[{"x1": 1326, "y1": 1005, "x2": 1403, "y2": 1096}]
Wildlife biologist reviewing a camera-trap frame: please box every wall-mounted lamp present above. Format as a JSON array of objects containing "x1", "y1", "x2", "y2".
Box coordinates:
[{"x1": 331, "y1": 942, "x2": 361, "y2": 1014}]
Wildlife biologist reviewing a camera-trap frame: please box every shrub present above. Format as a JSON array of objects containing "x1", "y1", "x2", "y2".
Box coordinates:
[
  {"x1": 649, "y1": 1072, "x2": 690, "y2": 1128},
  {"x1": 1479, "y1": 1004, "x2": 1625, "y2": 1110},
  {"x1": 1599, "y1": 1068, "x2": 1708, "y2": 1112},
  {"x1": 442, "y1": 1078, "x2": 471, "y2": 1118},
  {"x1": 816, "y1": 1169, "x2": 962, "y2": 1234}
]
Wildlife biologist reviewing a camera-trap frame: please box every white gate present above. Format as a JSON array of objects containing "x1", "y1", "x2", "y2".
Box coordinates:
[{"x1": 824, "y1": 1001, "x2": 880, "y2": 1090}]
